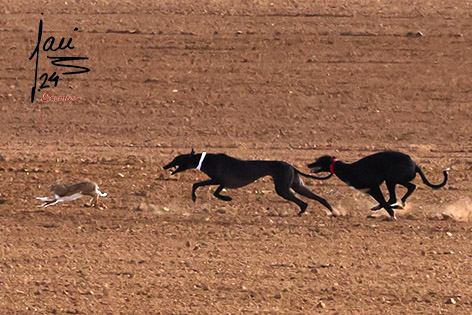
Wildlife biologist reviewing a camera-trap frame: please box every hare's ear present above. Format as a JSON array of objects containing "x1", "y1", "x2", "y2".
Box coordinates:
[{"x1": 190, "y1": 148, "x2": 195, "y2": 155}]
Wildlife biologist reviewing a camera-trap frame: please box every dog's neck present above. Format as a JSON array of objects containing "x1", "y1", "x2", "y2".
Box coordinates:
[
  {"x1": 196, "y1": 152, "x2": 207, "y2": 170},
  {"x1": 330, "y1": 158, "x2": 339, "y2": 174},
  {"x1": 330, "y1": 160, "x2": 354, "y2": 185}
]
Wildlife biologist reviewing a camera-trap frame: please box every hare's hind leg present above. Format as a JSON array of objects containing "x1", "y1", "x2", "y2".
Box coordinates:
[
  {"x1": 86, "y1": 194, "x2": 98, "y2": 207},
  {"x1": 39, "y1": 199, "x2": 60, "y2": 208}
]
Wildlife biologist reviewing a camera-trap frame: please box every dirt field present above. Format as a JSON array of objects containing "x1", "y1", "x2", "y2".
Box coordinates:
[{"x1": 1, "y1": 0, "x2": 472, "y2": 313}]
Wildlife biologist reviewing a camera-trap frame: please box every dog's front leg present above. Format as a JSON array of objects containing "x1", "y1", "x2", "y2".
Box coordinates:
[
  {"x1": 213, "y1": 185, "x2": 232, "y2": 201},
  {"x1": 191, "y1": 179, "x2": 220, "y2": 202},
  {"x1": 368, "y1": 186, "x2": 396, "y2": 219}
]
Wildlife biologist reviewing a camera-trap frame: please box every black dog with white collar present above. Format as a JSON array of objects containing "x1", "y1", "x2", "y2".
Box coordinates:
[
  {"x1": 308, "y1": 151, "x2": 449, "y2": 219},
  {"x1": 164, "y1": 150, "x2": 334, "y2": 216}
]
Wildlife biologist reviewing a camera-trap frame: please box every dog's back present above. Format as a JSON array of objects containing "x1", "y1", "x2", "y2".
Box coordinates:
[
  {"x1": 353, "y1": 151, "x2": 415, "y2": 179},
  {"x1": 204, "y1": 154, "x2": 292, "y2": 189},
  {"x1": 354, "y1": 151, "x2": 410, "y2": 166}
]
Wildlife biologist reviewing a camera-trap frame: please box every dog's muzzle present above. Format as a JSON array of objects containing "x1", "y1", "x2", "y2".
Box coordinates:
[
  {"x1": 164, "y1": 163, "x2": 184, "y2": 175},
  {"x1": 310, "y1": 166, "x2": 323, "y2": 173},
  {"x1": 163, "y1": 163, "x2": 173, "y2": 170}
]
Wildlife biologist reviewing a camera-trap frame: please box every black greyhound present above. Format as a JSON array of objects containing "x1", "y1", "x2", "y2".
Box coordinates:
[
  {"x1": 308, "y1": 151, "x2": 449, "y2": 219},
  {"x1": 164, "y1": 150, "x2": 334, "y2": 216}
]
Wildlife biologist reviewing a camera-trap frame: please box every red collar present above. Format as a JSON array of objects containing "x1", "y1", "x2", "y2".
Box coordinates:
[{"x1": 330, "y1": 158, "x2": 338, "y2": 174}]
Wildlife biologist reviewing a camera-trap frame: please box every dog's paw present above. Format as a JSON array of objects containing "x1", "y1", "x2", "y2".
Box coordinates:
[
  {"x1": 390, "y1": 202, "x2": 404, "y2": 209},
  {"x1": 371, "y1": 203, "x2": 404, "y2": 211},
  {"x1": 370, "y1": 204, "x2": 382, "y2": 211},
  {"x1": 330, "y1": 209, "x2": 341, "y2": 217}
]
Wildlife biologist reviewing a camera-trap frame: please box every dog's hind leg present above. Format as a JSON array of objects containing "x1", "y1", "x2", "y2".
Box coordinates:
[
  {"x1": 386, "y1": 181, "x2": 398, "y2": 205},
  {"x1": 278, "y1": 189, "x2": 308, "y2": 216},
  {"x1": 274, "y1": 177, "x2": 308, "y2": 216},
  {"x1": 367, "y1": 186, "x2": 396, "y2": 219},
  {"x1": 398, "y1": 181, "x2": 416, "y2": 206},
  {"x1": 192, "y1": 179, "x2": 220, "y2": 202},
  {"x1": 272, "y1": 171, "x2": 308, "y2": 216},
  {"x1": 213, "y1": 185, "x2": 232, "y2": 201},
  {"x1": 291, "y1": 175, "x2": 333, "y2": 214}
]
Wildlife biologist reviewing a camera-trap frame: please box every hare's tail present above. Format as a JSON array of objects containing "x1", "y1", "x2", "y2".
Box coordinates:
[{"x1": 96, "y1": 188, "x2": 107, "y2": 197}]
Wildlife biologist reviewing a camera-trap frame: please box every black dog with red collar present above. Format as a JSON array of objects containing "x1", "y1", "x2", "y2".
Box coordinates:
[{"x1": 308, "y1": 151, "x2": 449, "y2": 219}]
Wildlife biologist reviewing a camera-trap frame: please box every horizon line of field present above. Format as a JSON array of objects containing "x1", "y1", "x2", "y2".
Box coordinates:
[
  {"x1": 1, "y1": 11, "x2": 446, "y2": 19},
  {"x1": 1, "y1": 145, "x2": 468, "y2": 168},
  {"x1": 2, "y1": 25, "x2": 466, "y2": 38},
  {"x1": 3, "y1": 143, "x2": 471, "y2": 155}
]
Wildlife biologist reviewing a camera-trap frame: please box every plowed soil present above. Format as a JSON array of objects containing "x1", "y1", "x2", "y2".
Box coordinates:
[{"x1": 1, "y1": 1, "x2": 472, "y2": 313}]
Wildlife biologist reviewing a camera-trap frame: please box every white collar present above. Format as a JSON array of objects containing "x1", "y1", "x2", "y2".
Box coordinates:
[{"x1": 196, "y1": 152, "x2": 207, "y2": 170}]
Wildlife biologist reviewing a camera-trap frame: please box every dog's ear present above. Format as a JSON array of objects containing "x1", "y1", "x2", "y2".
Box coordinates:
[{"x1": 190, "y1": 148, "x2": 195, "y2": 155}]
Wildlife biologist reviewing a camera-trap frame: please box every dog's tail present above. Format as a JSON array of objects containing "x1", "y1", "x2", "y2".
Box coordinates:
[
  {"x1": 415, "y1": 165, "x2": 449, "y2": 189},
  {"x1": 295, "y1": 169, "x2": 333, "y2": 180},
  {"x1": 36, "y1": 197, "x2": 55, "y2": 201}
]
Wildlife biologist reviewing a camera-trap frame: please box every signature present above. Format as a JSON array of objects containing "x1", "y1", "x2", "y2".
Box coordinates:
[
  {"x1": 29, "y1": 13, "x2": 90, "y2": 103},
  {"x1": 41, "y1": 92, "x2": 77, "y2": 102}
]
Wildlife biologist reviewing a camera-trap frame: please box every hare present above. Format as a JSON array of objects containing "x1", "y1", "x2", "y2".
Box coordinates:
[{"x1": 37, "y1": 181, "x2": 107, "y2": 208}]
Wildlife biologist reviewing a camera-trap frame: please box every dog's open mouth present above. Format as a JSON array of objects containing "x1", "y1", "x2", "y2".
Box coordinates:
[
  {"x1": 310, "y1": 166, "x2": 323, "y2": 173},
  {"x1": 163, "y1": 164, "x2": 182, "y2": 175},
  {"x1": 170, "y1": 166, "x2": 180, "y2": 175}
]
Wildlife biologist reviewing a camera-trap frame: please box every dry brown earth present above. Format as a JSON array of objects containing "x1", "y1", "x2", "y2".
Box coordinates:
[{"x1": 1, "y1": 1, "x2": 472, "y2": 313}]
